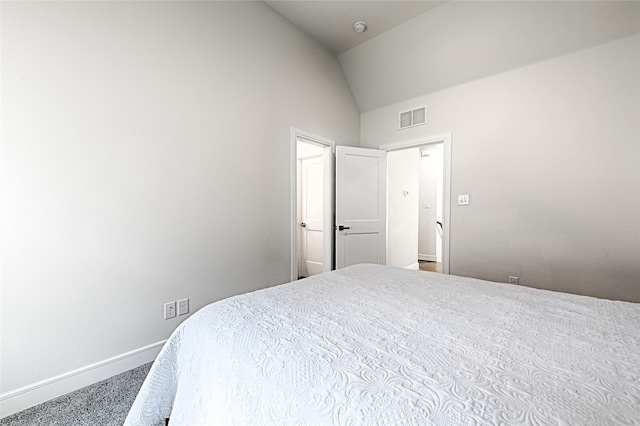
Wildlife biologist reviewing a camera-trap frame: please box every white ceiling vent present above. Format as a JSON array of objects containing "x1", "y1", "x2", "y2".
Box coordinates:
[{"x1": 399, "y1": 106, "x2": 426, "y2": 129}]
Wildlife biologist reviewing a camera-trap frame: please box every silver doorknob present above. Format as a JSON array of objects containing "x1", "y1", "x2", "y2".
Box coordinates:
[{"x1": 301, "y1": 222, "x2": 307, "y2": 227}]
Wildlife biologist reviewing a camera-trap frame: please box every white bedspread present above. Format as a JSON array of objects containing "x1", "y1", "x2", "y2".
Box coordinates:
[{"x1": 125, "y1": 264, "x2": 640, "y2": 425}]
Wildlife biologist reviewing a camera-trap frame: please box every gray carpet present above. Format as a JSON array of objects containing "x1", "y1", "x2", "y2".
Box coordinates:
[{"x1": 0, "y1": 363, "x2": 152, "y2": 426}]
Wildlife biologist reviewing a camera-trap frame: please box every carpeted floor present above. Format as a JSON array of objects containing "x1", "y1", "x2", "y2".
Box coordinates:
[{"x1": 0, "y1": 363, "x2": 152, "y2": 426}]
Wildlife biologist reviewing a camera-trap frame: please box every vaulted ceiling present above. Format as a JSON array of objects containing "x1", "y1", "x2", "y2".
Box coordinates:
[
  {"x1": 264, "y1": 1, "x2": 447, "y2": 55},
  {"x1": 267, "y1": 1, "x2": 640, "y2": 112}
]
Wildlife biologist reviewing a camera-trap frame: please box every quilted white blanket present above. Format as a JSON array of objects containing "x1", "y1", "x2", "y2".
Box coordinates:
[{"x1": 125, "y1": 264, "x2": 640, "y2": 425}]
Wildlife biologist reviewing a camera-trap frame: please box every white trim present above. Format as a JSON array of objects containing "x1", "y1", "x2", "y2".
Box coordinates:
[
  {"x1": 379, "y1": 133, "x2": 450, "y2": 151},
  {"x1": 290, "y1": 128, "x2": 335, "y2": 282},
  {"x1": 418, "y1": 254, "x2": 437, "y2": 262},
  {"x1": 406, "y1": 262, "x2": 420, "y2": 270},
  {"x1": 380, "y1": 132, "x2": 452, "y2": 275},
  {"x1": 297, "y1": 153, "x2": 322, "y2": 161},
  {"x1": 0, "y1": 340, "x2": 165, "y2": 418}
]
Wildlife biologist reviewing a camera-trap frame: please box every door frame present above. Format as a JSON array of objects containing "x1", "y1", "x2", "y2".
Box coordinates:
[
  {"x1": 380, "y1": 132, "x2": 452, "y2": 274},
  {"x1": 290, "y1": 128, "x2": 335, "y2": 281}
]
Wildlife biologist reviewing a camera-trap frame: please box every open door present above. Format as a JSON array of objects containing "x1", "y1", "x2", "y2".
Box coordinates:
[
  {"x1": 335, "y1": 146, "x2": 387, "y2": 269},
  {"x1": 299, "y1": 155, "x2": 324, "y2": 277},
  {"x1": 291, "y1": 129, "x2": 335, "y2": 281}
]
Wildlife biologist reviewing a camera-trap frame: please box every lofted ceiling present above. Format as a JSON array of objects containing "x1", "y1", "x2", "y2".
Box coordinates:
[
  {"x1": 264, "y1": 0, "x2": 446, "y2": 55},
  {"x1": 264, "y1": 1, "x2": 640, "y2": 112}
]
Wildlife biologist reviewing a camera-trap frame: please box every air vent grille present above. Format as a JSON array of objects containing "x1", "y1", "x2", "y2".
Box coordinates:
[{"x1": 399, "y1": 106, "x2": 426, "y2": 129}]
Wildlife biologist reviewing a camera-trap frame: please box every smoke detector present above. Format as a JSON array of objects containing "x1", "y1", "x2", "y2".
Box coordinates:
[{"x1": 353, "y1": 21, "x2": 367, "y2": 33}]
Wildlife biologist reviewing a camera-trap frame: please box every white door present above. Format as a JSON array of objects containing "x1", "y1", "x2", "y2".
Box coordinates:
[
  {"x1": 300, "y1": 156, "x2": 324, "y2": 277},
  {"x1": 335, "y1": 146, "x2": 387, "y2": 268},
  {"x1": 294, "y1": 136, "x2": 334, "y2": 280}
]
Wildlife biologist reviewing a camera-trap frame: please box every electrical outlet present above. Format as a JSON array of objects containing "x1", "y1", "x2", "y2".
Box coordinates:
[
  {"x1": 178, "y1": 298, "x2": 189, "y2": 316},
  {"x1": 509, "y1": 276, "x2": 520, "y2": 285},
  {"x1": 164, "y1": 301, "x2": 176, "y2": 319}
]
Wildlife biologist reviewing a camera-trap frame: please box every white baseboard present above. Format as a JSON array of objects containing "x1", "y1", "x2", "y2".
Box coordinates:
[
  {"x1": 0, "y1": 340, "x2": 166, "y2": 418},
  {"x1": 418, "y1": 254, "x2": 437, "y2": 262},
  {"x1": 406, "y1": 262, "x2": 419, "y2": 270}
]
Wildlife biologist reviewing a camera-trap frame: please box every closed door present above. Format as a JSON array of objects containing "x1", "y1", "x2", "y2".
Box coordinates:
[
  {"x1": 335, "y1": 146, "x2": 387, "y2": 268},
  {"x1": 300, "y1": 156, "x2": 324, "y2": 277}
]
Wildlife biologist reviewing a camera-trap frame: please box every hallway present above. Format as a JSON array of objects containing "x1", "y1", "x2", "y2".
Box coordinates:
[{"x1": 418, "y1": 260, "x2": 442, "y2": 273}]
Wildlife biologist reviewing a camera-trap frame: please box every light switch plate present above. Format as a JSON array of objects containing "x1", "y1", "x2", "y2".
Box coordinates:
[
  {"x1": 457, "y1": 194, "x2": 470, "y2": 205},
  {"x1": 178, "y1": 298, "x2": 189, "y2": 316}
]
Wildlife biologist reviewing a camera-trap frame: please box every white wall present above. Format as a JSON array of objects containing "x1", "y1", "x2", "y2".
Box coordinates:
[
  {"x1": 361, "y1": 34, "x2": 640, "y2": 302},
  {"x1": 387, "y1": 148, "x2": 419, "y2": 269},
  {"x1": 0, "y1": 0, "x2": 359, "y2": 406}
]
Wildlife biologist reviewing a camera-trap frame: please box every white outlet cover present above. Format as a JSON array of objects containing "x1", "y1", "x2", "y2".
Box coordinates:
[{"x1": 164, "y1": 301, "x2": 176, "y2": 319}]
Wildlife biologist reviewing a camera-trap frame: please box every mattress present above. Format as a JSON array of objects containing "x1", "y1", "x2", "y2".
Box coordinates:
[{"x1": 125, "y1": 264, "x2": 640, "y2": 425}]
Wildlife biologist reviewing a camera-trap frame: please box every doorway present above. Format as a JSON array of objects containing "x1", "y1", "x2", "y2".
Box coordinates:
[
  {"x1": 418, "y1": 144, "x2": 444, "y2": 272},
  {"x1": 381, "y1": 133, "x2": 451, "y2": 274},
  {"x1": 292, "y1": 132, "x2": 450, "y2": 277},
  {"x1": 290, "y1": 128, "x2": 335, "y2": 281}
]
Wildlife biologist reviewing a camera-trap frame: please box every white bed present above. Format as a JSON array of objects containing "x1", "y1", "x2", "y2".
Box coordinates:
[{"x1": 125, "y1": 264, "x2": 640, "y2": 425}]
